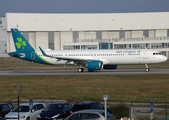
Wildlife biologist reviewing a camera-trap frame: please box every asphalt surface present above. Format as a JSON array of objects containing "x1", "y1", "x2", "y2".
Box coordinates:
[{"x1": 0, "y1": 69, "x2": 169, "y2": 76}]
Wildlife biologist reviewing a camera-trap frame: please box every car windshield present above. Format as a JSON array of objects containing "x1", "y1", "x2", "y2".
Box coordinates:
[
  {"x1": 12, "y1": 106, "x2": 29, "y2": 112},
  {"x1": 43, "y1": 104, "x2": 63, "y2": 112},
  {"x1": 72, "y1": 105, "x2": 90, "y2": 112},
  {"x1": 102, "y1": 112, "x2": 114, "y2": 118}
]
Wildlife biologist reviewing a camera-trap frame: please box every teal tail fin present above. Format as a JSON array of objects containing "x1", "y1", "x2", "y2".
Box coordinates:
[{"x1": 11, "y1": 28, "x2": 34, "y2": 52}]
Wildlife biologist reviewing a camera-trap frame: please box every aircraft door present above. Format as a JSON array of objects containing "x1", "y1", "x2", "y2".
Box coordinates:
[
  {"x1": 31, "y1": 51, "x2": 35, "y2": 60},
  {"x1": 143, "y1": 51, "x2": 148, "y2": 59}
]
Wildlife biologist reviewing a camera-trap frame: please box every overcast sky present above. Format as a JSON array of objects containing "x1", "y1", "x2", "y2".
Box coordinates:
[{"x1": 0, "y1": 0, "x2": 169, "y2": 17}]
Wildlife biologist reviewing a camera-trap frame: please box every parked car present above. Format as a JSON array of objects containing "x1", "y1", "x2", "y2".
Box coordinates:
[
  {"x1": 64, "y1": 110, "x2": 115, "y2": 120},
  {"x1": 5, "y1": 103, "x2": 46, "y2": 120},
  {"x1": 37, "y1": 103, "x2": 72, "y2": 120},
  {"x1": 71, "y1": 101, "x2": 111, "y2": 114},
  {"x1": 0, "y1": 116, "x2": 6, "y2": 120},
  {"x1": 0, "y1": 103, "x2": 14, "y2": 117}
]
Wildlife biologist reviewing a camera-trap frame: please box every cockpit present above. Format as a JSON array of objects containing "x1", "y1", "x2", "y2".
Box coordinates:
[{"x1": 153, "y1": 52, "x2": 162, "y2": 55}]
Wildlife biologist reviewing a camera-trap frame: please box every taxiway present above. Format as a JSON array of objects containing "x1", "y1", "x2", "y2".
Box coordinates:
[{"x1": 0, "y1": 69, "x2": 168, "y2": 76}]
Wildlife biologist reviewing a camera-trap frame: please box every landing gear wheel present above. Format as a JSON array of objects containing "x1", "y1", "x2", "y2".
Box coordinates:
[
  {"x1": 77, "y1": 68, "x2": 84, "y2": 72},
  {"x1": 145, "y1": 64, "x2": 150, "y2": 72},
  {"x1": 145, "y1": 68, "x2": 150, "y2": 72},
  {"x1": 88, "y1": 70, "x2": 94, "y2": 72}
]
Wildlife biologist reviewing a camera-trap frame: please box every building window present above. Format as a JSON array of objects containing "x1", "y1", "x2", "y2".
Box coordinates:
[
  {"x1": 132, "y1": 43, "x2": 150, "y2": 49},
  {"x1": 151, "y1": 43, "x2": 162, "y2": 48},
  {"x1": 114, "y1": 44, "x2": 126, "y2": 49},
  {"x1": 99, "y1": 43, "x2": 112, "y2": 49}
]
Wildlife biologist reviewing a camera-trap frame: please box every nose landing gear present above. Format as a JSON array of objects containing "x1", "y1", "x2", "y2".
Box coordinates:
[{"x1": 145, "y1": 64, "x2": 150, "y2": 72}]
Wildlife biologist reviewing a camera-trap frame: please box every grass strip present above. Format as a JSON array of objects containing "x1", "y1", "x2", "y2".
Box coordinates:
[{"x1": 0, "y1": 74, "x2": 169, "y2": 103}]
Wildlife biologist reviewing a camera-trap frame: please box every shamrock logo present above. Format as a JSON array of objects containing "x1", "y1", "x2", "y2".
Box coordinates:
[
  {"x1": 15, "y1": 38, "x2": 26, "y2": 49},
  {"x1": 137, "y1": 50, "x2": 141, "y2": 53}
]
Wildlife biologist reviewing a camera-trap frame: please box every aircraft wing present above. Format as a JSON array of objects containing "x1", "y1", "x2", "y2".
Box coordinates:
[{"x1": 38, "y1": 47, "x2": 98, "y2": 64}]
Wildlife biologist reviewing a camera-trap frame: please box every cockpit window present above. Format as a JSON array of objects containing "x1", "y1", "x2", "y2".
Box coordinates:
[{"x1": 153, "y1": 53, "x2": 162, "y2": 55}]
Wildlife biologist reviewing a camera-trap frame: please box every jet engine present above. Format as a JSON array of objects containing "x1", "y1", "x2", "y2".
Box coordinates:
[{"x1": 87, "y1": 61, "x2": 103, "y2": 71}]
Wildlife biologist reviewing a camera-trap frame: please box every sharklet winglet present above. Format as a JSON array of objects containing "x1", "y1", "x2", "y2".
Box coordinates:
[{"x1": 39, "y1": 46, "x2": 48, "y2": 57}]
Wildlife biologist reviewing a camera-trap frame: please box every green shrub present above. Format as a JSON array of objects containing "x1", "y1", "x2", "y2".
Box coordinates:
[{"x1": 108, "y1": 103, "x2": 129, "y2": 119}]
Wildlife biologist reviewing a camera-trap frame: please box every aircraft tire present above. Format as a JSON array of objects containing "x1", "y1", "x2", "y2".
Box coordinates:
[
  {"x1": 77, "y1": 68, "x2": 84, "y2": 72},
  {"x1": 88, "y1": 70, "x2": 94, "y2": 72},
  {"x1": 145, "y1": 68, "x2": 150, "y2": 72}
]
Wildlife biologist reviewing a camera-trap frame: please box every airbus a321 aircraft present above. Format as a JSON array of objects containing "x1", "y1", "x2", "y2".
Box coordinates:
[{"x1": 8, "y1": 28, "x2": 167, "y2": 72}]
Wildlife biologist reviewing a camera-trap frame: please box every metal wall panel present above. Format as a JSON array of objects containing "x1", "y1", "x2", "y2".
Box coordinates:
[
  {"x1": 29, "y1": 32, "x2": 35, "y2": 49},
  {"x1": 60, "y1": 32, "x2": 73, "y2": 49},
  {"x1": 79, "y1": 31, "x2": 85, "y2": 40},
  {"x1": 36, "y1": 32, "x2": 48, "y2": 49},
  {"x1": 6, "y1": 12, "x2": 169, "y2": 31},
  {"x1": 85, "y1": 32, "x2": 96, "y2": 39},
  {"x1": 149, "y1": 30, "x2": 154, "y2": 37},
  {"x1": 22, "y1": 32, "x2": 29, "y2": 42},
  {"x1": 102, "y1": 32, "x2": 108, "y2": 39},
  {"x1": 156, "y1": 29, "x2": 167, "y2": 37},
  {"x1": 125, "y1": 31, "x2": 130, "y2": 38},
  {"x1": 109, "y1": 31, "x2": 119, "y2": 38},
  {"x1": 0, "y1": 41, "x2": 8, "y2": 57},
  {"x1": 8, "y1": 32, "x2": 15, "y2": 52},
  {"x1": 132, "y1": 31, "x2": 143, "y2": 38}
]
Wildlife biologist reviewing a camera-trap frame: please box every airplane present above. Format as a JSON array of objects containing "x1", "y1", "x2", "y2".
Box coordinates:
[{"x1": 8, "y1": 28, "x2": 167, "y2": 72}]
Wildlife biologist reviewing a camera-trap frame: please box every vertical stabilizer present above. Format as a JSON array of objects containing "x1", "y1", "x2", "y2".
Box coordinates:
[{"x1": 11, "y1": 28, "x2": 34, "y2": 52}]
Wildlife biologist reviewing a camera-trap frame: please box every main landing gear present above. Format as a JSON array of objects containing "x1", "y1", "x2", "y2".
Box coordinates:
[
  {"x1": 77, "y1": 68, "x2": 84, "y2": 72},
  {"x1": 145, "y1": 64, "x2": 150, "y2": 72}
]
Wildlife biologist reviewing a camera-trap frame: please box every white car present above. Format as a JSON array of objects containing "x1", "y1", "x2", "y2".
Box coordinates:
[
  {"x1": 5, "y1": 103, "x2": 46, "y2": 120},
  {"x1": 65, "y1": 110, "x2": 115, "y2": 120}
]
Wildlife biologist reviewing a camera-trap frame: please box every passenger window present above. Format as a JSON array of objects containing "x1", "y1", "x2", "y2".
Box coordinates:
[
  {"x1": 81, "y1": 113, "x2": 100, "y2": 119},
  {"x1": 63, "y1": 105, "x2": 69, "y2": 111},
  {"x1": 91, "y1": 103, "x2": 100, "y2": 109},
  {"x1": 68, "y1": 104, "x2": 72, "y2": 110},
  {"x1": 33, "y1": 105, "x2": 38, "y2": 111},
  {"x1": 37, "y1": 104, "x2": 45, "y2": 110},
  {"x1": 8, "y1": 104, "x2": 13, "y2": 110},
  {"x1": 2, "y1": 105, "x2": 9, "y2": 112},
  {"x1": 68, "y1": 113, "x2": 81, "y2": 120},
  {"x1": 98, "y1": 102, "x2": 104, "y2": 109}
]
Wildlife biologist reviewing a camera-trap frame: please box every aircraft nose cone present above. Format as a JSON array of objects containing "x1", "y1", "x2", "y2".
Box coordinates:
[
  {"x1": 164, "y1": 56, "x2": 168, "y2": 61},
  {"x1": 163, "y1": 56, "x2": 168, "y2": 62}
]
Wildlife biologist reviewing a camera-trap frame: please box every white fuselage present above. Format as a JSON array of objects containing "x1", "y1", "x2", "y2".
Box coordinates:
[{"x1": 35, "y1": 49, "x2": 167, "y2": 66}]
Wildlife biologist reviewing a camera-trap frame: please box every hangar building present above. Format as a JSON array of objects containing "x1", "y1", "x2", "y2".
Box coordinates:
[{"x1": 0, "y1": 12, "x2": 169, "y2": 58}]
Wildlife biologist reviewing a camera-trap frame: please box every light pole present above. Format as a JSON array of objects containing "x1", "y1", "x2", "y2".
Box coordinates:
[
  {"x1": 14, "y1": 85, "x2": 23, "y2": 120},
  {"x1": 102, "y1": 95, "x2": 109, "y2": 120}
]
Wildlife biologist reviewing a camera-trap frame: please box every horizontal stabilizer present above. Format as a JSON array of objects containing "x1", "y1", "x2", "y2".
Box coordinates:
[{"x1": 8, "y1": 52, "x2": 25, "y2": 57}]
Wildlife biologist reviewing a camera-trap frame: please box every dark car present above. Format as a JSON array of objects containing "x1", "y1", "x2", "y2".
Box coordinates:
[
  {"x1": 37, "y1": 103, "x2": 72, "y2": 120},
  {"x1": 71, "y1": 101, "x2": 111, "y2": 114},
  {"x1": 0, "y1": 103, "x2": 14, "y2": 117},
  {"x1": 0, "y1": 116, "x2": 5, "y2": 120}
]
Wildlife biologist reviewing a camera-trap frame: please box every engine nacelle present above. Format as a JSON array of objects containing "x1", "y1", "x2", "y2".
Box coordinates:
[
  {"x1": 87, "y1": 61, "x2": 103, "y2": 70},
  {"x1": 103, "y1": 65, "x2": 117, "y2": 69}
]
